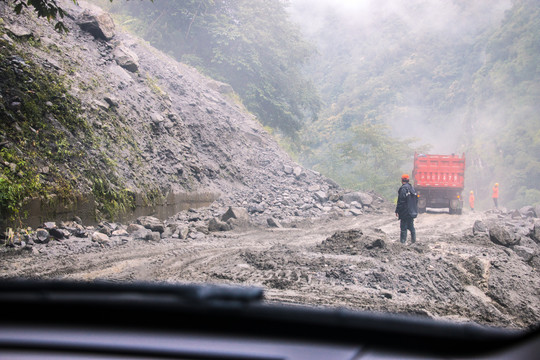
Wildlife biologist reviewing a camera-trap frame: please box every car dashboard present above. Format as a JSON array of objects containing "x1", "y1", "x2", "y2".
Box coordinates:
[{"x1": 0, "y1": 280, "x2": 538, "y2": 359}]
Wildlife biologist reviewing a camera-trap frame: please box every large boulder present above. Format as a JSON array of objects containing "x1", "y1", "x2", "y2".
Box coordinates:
[
  {"x1": 208, "y1": 218, "x2": 231, "y2": 232},
  {"x1": 136, "y1": 216, "x2": 165, "y2": 233},
  {"x1": 5, "y1": 25, "x2": 33, "y2": 39},
  {"x1": 513, "y1": 246, "x2": 535, "y2": 262},
  {"x1": 91, "y1": 231, "x2": 110, "y2": 244},
  {"x1": 113, "y1": 45, "x2": 139, "y2": 73},
  {"x1": 314, "y1": 191, "x2": 328, "y2": 203},
  {"x1": 130, "y1": 227, "x2": 152, "y2": 241},
  {"x1": 35, "y1": 228, "x2": 50, "y2": 244},
  {"x1": 530, "y1": 221, "x2": 540, "y2": 244},
  {"x1": 488, "y1": 224, "x2": 520, "y2": 247},
  {"x1": 267, "y1": 217, "x2": 283, "y2": 228},
  {"x1": 342, "y1": 191, "x2": 373, "y2": 207},
  {"x1": 473, "y1": 220, "x2": 487, "y2": 236},
  {"x1": 519, "y1": 206, "x2": 536, "y2": 218},
  {"x1": 77, "y1": 9, "x2": 115, "y2": 40},
  {"x1": 221, "y1": 207, "x2": 249, "y2": 223}
]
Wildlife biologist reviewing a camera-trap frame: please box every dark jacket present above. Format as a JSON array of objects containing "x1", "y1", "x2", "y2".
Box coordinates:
[{"x1": 395, "y1": 182, "x2": 417, "y2": 219}]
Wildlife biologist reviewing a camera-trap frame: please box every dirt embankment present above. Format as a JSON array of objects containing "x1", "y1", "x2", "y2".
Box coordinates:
[{"x1": 2, "y1": 207, "x2": 539, "y2": 330}]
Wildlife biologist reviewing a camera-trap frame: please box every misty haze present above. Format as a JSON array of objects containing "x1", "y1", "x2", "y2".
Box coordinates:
[{"x1": 0, "y1": 0, "x2": 539, "y2": 349}]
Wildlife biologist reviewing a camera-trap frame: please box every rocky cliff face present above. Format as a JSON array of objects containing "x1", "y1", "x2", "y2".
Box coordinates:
[{"x1": 0, "y1": 1, "x2": 381, "y2": 226}]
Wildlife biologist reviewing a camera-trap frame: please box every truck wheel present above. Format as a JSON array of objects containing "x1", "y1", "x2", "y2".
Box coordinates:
[
  {"x1": 419, "y1": 207, "x2": 426, "y2": 214},
  {"x1": 456, "y1": 208, "x2": 462, "y2": 215},
  {"x1": 449, "y1": 208, "x2": 454, "y2": 215}
]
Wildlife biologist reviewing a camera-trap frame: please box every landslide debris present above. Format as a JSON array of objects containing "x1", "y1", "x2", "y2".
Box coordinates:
[
  {"x1": 3, "y1": 0, "x2": 381, "y2": 226},
  {"x1": 1, "y1": 1, "x2": 539, "y2": 333}
]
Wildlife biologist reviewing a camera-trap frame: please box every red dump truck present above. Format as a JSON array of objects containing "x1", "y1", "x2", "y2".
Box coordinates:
[{"x1": 412, "y1": 153, "x2": 465, "y2": 214}]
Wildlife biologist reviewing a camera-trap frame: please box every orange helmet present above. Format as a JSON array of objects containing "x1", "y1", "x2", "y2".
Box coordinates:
[
  {"x1": 494, "y1": 183, "x2": 499, "y2": 187},
  {"x1": 401, "y1": 174, "x2": 409, "y2": 181}
]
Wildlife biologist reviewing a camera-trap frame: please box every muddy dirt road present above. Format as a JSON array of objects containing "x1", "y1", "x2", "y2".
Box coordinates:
[{"x1": 2, "y1": 209, "x2": 539, "y2": 330}]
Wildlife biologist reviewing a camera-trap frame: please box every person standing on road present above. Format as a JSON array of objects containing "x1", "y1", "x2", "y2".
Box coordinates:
[
  {"x1": 492, "y1": 183, "x2": 499, "y2": 209},
  {"x1": 469, "y1": 190, "x2": 475, "y2": 211},
  {"x1": 395, "y1": 174, "x2": 418, "y2": 244}
]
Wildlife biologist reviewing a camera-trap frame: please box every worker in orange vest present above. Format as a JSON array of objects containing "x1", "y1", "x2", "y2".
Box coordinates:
[
  {"x1": 469, "y1": 190, "x2": 475, "y2": 211},
  {"x1": 492, "y1": 183, "x2": 499, "y2": 209}
]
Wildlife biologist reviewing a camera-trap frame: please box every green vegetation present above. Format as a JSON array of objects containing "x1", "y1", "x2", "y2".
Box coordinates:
[
  {"x1": 0, "y1": 34, "x2": 137, "y2": 224},
  {"x1": 465, "y1": 0, "x2": 540, "y2": 207},
  {"x1": 291, "y1": 0, "x2": 540, "y2": 207},
  {"x1": 2, "y1": 0, "x2": 153, "y2": 32},
  {"x1": 0, "y1": 37, "x2": 86, "y2": 223},
  {"x1": 3, "y1": 0, "x2": 76, "y2": 32},
  {"x1": 146, "y1": 74, "x2": 167, "y2": 99},
  {"x1": 89, "y1": 174, "x2": 135, "y2": 221},
  {"x1": 0, "y1": 148, "x2": 43, "y2": 224}
]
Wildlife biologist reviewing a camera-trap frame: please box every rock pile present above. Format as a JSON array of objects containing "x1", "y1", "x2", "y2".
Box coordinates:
[{"x1": 471, "y1": 207, "x2": 540, "y2": 268}]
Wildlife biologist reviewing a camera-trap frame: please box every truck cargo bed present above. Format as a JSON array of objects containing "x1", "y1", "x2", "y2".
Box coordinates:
[
  {"x1": 413, "y1": 153, "x2": 465, "y2": 189},
  {"x1": 413, "y1": 153, "x2": 465, "y2": 214}
]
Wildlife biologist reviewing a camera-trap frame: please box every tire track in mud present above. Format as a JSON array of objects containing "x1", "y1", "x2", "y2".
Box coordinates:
[{"x1": 2, "y1": 210, "x2": 538, "y2": 328}]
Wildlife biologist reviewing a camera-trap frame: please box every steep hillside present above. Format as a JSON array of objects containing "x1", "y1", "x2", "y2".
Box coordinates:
[{"x1": 0, "y1": 0, "x2": 341, "y2": 227}]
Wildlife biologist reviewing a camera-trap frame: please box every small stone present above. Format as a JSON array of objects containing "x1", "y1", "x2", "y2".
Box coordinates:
[
  {"x1": 104, "y1": 96, "x2": 119, "y2": 107},
  {"x1": 136, "y1": 216, "x2": 165, "y2": 233},
  {"x1": 513, "y1": 245, "x2": 535, "y2": 262},
  {"x1": 350, "y1": 208, "x2": 363, "y2": 216},
  {"x1": 91, "y1": 232, "x2": 110, "y2": 244},
  {"x1": 365, "y1": 238, "x2": 385, "y2": 249},
  {"x1": 473, "y1": 220, "x2": 487, "y2": 235},
  {"x1": 49, "y1": 228, "x2": 69, "y2": 240},
  {"x1": 267, "y1": 217, "x2": 283, "y2": 228},
  {"x1": 43, "y1": 222, "x2": 56, "y2": 229},
  {"x1": 2, "y1": 34, "x2": 13, "y2": 44},
  {"x1": 283, "y1": 165, "x2": 293, "y2": 174},
  {"x1": 308, "y1": 184, "x2": 320, "y2": 192},
  {"x1": 112, "y1": 229, "x2": 129, "y2": 237},
  {"x1": 314, "y1": 191, "x2": 328, "y2": 203},
  {"x1": 177, "y1": 227, "x2": 189, "y2": 240},
  {"x1": 127, "y1": 223, "x2": 145, "y2": 234},
  {"x1": 146, "y1": 231, "x2": 161, "y2": 241},
  {"x1": 35, "y1": 229, "x2": 50, "y2": 243}
]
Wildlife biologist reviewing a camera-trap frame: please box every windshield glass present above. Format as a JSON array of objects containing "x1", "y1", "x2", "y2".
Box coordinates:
[{"x1": 0, "y1": 0, "x2": 539, "y2": 332}]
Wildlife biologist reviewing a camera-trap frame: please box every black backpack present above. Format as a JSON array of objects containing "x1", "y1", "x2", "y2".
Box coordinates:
[{"x1": 405, "y1": 185, "x2": 418, "y2": 218}]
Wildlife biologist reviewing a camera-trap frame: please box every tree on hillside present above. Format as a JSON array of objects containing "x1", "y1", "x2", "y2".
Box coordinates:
[
  {"x1": 2, "y1": 0, "x2": 152, "y2": 32},
  {"x1": 106, "y1": 0, "x2": 320, "y2": 135},
  {"x1": 466, "y1": 0, "x2": 540, "y2": 207}
]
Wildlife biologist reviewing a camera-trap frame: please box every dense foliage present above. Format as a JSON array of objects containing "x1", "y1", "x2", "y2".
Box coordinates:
[
  {"x1": 96, "y1": 0, "x2": 320, "y2": 135},
  {"x1": 2, "y1": 0, "x2": 77, "y2": 32},
  {"x1": 467, "y1": 0, "x2": 540, "y2": 207},
  {"x1": 292, "y1": 0, "x2": 540, "y2": 207},
  {"x1": 2, "y1": 0, "x2": 153, "y2": 32}
]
